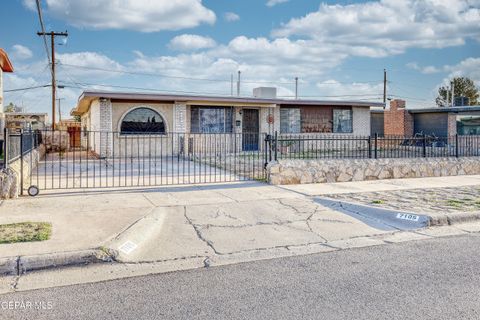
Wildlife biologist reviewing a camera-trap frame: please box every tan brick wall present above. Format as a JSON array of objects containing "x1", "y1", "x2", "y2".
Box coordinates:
[
  {"x1": 384, "y1": 99, "x2": 413, "y2": 136},
  {"x1": 352, "y1": 107, "x2": 370, "y2": 135},
  {"x1": 448, "y1": 113, "x2": 457, "y2": 136}
]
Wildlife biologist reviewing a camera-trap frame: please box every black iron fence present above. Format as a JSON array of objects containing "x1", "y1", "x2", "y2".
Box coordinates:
[
  {"x1": 8, "y1": 128, "x2": 480, "y2": 194},
  {"x1": 267, "y1": 133, "x2": 480, "y2": 161}
]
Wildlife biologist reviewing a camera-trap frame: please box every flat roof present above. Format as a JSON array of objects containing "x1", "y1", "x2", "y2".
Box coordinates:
[
  {"x1": 0, "y1": 49, "x2": 13, "y2": 72},
  {"x1": 408, "y1": 106, "x2": 480, "y2": 114},
  {"x1": 5, "y1": 112, "x2": 48, "y2": 116},
  {"x1": 72, "y1": 90, "x2": 386, "y2": 115}
]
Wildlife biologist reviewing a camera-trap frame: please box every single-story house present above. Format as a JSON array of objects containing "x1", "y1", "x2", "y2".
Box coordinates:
[
  {"x1": 457, "y1": 117, "x2": 480, "y2": 135},
  {"x1": 0, "y1": 48, "x2": 14, "y2": 139},
  {"x1": 70, "y1": 88, "x2": 383, "y2": 157},
  {"x1": 372, "y1": 99, "x2": 480, "y2": 137},
  {"x1": 5, "y1": 112, "x2": 48, "y2": 131}
]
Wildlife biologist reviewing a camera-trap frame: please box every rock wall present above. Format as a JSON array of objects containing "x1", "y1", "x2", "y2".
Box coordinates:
[
  {"x1": 1, "y1": 145, "x2": 45, "y2": 198},
  {"x1": 0, "y1": 168, "x2": 18, "y2": 199},
  {"x1": 267, "y1": 157, "x2": 480, "y2": 185}
]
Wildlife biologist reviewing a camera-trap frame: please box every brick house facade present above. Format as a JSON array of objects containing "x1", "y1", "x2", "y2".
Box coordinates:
[{"x1": 71, "y1": 91, "x2": 383, "y2": 157}]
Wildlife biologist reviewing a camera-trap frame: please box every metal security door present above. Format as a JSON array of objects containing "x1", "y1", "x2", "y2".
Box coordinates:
[{"x1": 242, "y1": 109, "x2": 259, "y2": 151}]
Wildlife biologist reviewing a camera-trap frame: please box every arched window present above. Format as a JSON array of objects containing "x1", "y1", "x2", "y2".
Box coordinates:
[{"x1": 120, "y1": 107, "x2": 166, "y2": 134}]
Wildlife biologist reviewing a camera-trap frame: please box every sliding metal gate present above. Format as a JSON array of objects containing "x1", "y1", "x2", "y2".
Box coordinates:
[{"x1": 7, "y1": 130, "x2": 269, "y2": 195}]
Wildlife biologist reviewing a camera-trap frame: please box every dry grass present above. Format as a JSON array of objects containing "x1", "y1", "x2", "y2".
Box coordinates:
[{"x1": 0, "y1": 222, "x2": 52, "y2": 244}]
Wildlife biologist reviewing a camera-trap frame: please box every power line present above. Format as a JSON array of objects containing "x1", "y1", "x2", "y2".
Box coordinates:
[
  {"x1": 58, "y1": 63, "x2": 231, "y2": 83},
  {"x1": 4, "y1": 84, "x2": 51, "y2": 92},
  {"x1": 59, "y1": 63, "x2": 381, "y2": 87},
  {"x1": 57, "y1": 80, "x2": 231, "y2": 96},
  {"x1": 389, "y1": 94, "x2": 430, "y2": 102},
  {"x1": 35, "y1": 0, "x2": 51, "y2": 65}
]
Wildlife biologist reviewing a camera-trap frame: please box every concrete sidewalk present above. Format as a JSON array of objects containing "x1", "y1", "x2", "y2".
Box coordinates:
[
  {"x1": 280, "y1": 175, "x2": 480, "y2": 195},
  {"x1": 1, "y1": 175, "x2": 480, "y2": 276}
]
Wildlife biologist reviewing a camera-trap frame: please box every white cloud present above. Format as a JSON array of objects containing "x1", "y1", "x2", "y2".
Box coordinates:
[
  {"x1": 11, "y1": 44, "x2": 33, "y2": 60},
  {"x1": 55, "y1": 52, "x2": 126, "y2": 88},
  {"x1": 169, "y1": 34, "x2": 217, "y2": 51},
  {"x1": 224, "y1": 12, "x2": 240, "y2": 22},
  {"x1": 316, "y1": 80, "x2": 385, "y2": 100},
  {"x1": 406, "y1": 62, "x2": 441, "y2": 74},
  {"x1": 273, "y1": 0, "x2": 480, "y2": 57},
  {"x1": 443, "y1": 57, "x2": 480, "y2": 85},
  {"x1": 22, "y1": 0, "x2": 36, "y2": 11},
  {"x1": 408, "y1": 57, "x2": 480, "y2": 82},
  {"x1": 43, "y1": 0, "x2": 216, "y2": 32},
  {"x1": 266, "y1": 0, "x2": 289, "y2": 7}
]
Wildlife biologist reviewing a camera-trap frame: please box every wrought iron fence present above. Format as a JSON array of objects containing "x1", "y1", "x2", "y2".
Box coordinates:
[
  {"x1": 269, "y1": 133, "x2": 480, "y2": 160},
  {"x1": 22, "y1": 129, "x2": 267, "y2": 191},
  {"x1": 8, "y1": 128, "x2": 480, "y2": 194}
]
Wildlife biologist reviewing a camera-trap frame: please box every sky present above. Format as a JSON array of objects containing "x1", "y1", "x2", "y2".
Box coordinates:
[{"x1": 1, "y1": 0, "x2": 479, "y2": 119}]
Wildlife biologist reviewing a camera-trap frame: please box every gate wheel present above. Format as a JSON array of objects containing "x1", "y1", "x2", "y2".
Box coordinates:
[{"x1": 28, "y1": 185, "x2": 40, "y2": 197}]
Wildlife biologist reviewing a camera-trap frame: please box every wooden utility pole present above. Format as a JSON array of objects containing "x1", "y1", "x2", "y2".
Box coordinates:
[{"x1": 37, "y1": 31, "x2": 68, "y2": 130}]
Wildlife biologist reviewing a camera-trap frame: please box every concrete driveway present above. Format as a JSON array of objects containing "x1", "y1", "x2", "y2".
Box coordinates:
[{"x1": 26, "y1": 151, "x2": 257, "y2": 191}]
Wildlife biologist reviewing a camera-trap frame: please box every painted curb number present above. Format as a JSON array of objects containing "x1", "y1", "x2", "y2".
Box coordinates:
[
  {"x1": 396, "y1": 213, "x2": 420, "y2": 222},
  {"x1": 119, "y1": 241, "x2": 138, "y2": 255}
]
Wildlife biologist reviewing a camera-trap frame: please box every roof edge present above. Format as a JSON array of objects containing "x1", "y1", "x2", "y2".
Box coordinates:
[
  {"x1": 73, "y1": 90, "x2": 385, "y2": 112},
  {"x1": 0, "y1": 49, "x2": 14, "y2": 72}
]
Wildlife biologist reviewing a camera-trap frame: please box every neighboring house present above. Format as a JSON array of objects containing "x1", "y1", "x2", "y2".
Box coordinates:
[
  {"x1": 457, "y1": 117, "x2": 480, "y2": 135},
  {"x1": 58, "y1": 119, "x2": 82, "y2": 148},
  {"x1": 0, "y1": 48, "x2": 14, "y2": 139},
  {"x1": 5, "y1": 112, "x2": 48, "y2": 131},
  {"x1": 372, "y1": 100, "x2": 480, "y2": 137},
  {"x1": 70, "y1": 88, "x2": 383, "y2": 157}
]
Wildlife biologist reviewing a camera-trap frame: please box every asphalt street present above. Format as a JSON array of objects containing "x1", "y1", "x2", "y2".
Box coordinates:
[{"x1": 1, "y1": 234, "x2": 479, "y2": 320}]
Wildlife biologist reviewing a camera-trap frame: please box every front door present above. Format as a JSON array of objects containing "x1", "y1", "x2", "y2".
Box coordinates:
[{"x1": 242, "y1": 109, "x2": 259, "y2": 151}]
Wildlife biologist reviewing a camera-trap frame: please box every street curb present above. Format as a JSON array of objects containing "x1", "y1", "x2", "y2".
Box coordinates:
[
  {"x1": 0, "y1": 257, "x2": 19, "y2": 276},
  {"x1": 442, "y1": 212, "x2": 480, "y2": 226},
  {"x1": 318, "y1": 196, "x2": 480, "y2": 228},
  {"x1": 105, "y1": 207, "x2": 170, "y2": 262},
  {"x1": 0, "y1": 249, "x2": 113, "y2": 276}
]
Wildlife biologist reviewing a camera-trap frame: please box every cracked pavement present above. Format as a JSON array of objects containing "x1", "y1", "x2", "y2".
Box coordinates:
[{"x1": 120, "y1": 184, "x2": 404, "y2": 263}]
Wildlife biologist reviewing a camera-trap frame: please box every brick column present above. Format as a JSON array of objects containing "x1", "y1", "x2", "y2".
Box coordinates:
[
  {"x1": 352, "y1": 107, "x2": 370, "y2": 135},
  {"x1": 384, "y1": 99, "x2": 413, "y2": 136},
  {"x1": 99, "y1": 98, "x2": 112, "y2": 157},
  {"x1": 447, "y1": 113, "x2": 457, "y2": 136},
  {"x1": 173, "y1": 102, "x2": 187, "y2": 154}
]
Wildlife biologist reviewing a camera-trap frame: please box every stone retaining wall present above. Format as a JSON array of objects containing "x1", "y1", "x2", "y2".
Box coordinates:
[
  {"x1": 0, "y1": 168, "x2": 18, "y2": 199},
  {"x1": 1, "y1": 145, "x2": 45, "y2": 199},
  {"x1": 267, "y1": 157, "x2": 480, "y2": 185}
]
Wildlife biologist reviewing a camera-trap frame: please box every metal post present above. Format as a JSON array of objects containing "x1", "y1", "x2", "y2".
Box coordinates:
[
  {"x1": 4, "y1": 128, "x2": 8, "y2": 169},
  {"x1": 368, "y1": 135, "x2": 372, "y2": 159},
  {"x1": 455, "y1": 134, "x2": 459, "y2": 158},
  {"x1": 451, "y1": 81, "x2": 455, "y2": 107},
  {"x1": 374, "y1": 133, "x2": 378, "y2": 159},
  {"x1": 295, "y1": 77, "x2": 298, "y2": 99},
  {"x1": 274, "y1": 131, "x2": 278, "y2": 161},
  {"x1": 20, "y1": 130, "x2": 24, "y2": 195},
  {"x1": 422, "y1": 134, "x2": 427, "y2": 157},
  {"x1": 264, "y1": 135, "x2": 269, "y2": 169},
  {"x1": 237, "y1": 71, "x2": 241, "y2": 97}
]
